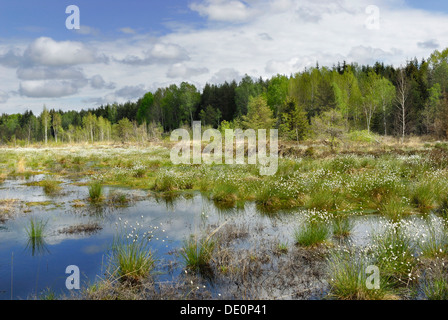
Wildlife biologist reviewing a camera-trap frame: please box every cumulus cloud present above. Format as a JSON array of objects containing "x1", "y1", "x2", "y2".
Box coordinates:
[
  {"x1": 0, "y1": 37, "x2": 111, "y2": 99},
  {"x1": 83, "y1": 94, "x2": 117, "y2": 106},
  {"x1": 16, "y1": 67, "x2": 86, "y2": 81},
  {"x1": 119, "y1": 43, "x2": 189, "y2": 65},
  {"x1": 265, "y1": 52, "x2": 347, "y2": 75},
  {"x1": 90, "y1": 74, "x2": 116, "y2": 90},
  {"x1": 265, "y1": 58, "x2": 299, "y2": 74},
  {"x1": 295, "y1": 0, "x2": 358, "y2": 23},
  {"x1": 114, "y1": 85, "x2": 147, "y2": 99},
  {"x1": 0, "y1": 37, "x2": 107, "y2": 69},
  {"x1": 19, "y1": 79, "x2": 87, "y2": 98},
  {"x1": 23, "y1": 37, "x2": 105, "y2": 66},
  {"x1": 417, "y1": 39, "x2": 439, "y2": 49},
  {"x1": 209, "y1": 68, "x2": 243, "y2": 84},
  {"x1": 166, "y1": 63, "x2": 209, "y2": 78},
  {"x1": 347, "y1": 46, "x2": 402, "y2": 66},
  {"x1": 84, "y1": 85, "x2": 147, "y2": 105},
  {"x1": 0, "y1": 49, "x2": 23, "y2": 68},
  {"x1": 189, "y1": 0, "x2": 256, "y2": 22},
  {"x1": 2, "y1": 0, "x2": 448, "y2": 112}
]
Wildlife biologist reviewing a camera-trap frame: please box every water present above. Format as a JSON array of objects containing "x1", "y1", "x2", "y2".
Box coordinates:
[{"x1": 0, "y1": 176, "x2": 393, "y2": 300}]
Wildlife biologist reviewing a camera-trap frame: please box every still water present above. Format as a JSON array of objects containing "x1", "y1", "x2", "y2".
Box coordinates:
[{"x1": 0, "y1": 176, "x2": 382, "y2": 300}]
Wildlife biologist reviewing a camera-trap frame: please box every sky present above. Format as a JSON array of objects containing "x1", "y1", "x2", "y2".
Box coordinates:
[{"x1": 0, "y1": 0, "x2": 447, "y2": 114}]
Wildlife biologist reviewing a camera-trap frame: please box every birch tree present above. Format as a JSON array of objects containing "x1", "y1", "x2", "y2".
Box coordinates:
[
  {"x1": 41, "y1": 105, "x2": 50, "y2": 144},
  {"x1": 396, "y1": 68, "x2": 409, "y2": 142}
]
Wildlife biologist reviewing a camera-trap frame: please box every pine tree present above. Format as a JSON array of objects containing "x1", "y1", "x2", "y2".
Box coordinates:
[
  {"x1": 278, "y1": 97, "x2": 309, "y2": 141},
  {"x1": 241, "y1": 95, "x2": 275, "y2": 130}
]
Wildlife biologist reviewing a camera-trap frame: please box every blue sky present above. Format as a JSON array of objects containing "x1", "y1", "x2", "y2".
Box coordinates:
[
  {"x1": 0, "y1": 0, "x2": 202, "y2": 39},
  {"x1": 0, "y1": 0, "x2": 447, "y2": 114},
  {"x1": 406, "y1": 0, "x2": 448, "y2": 12}
]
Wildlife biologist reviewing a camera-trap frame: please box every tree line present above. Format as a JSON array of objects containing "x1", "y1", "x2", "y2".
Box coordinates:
[{"x1": 2, "y1": 48, "x2": 448, "y2": 145}]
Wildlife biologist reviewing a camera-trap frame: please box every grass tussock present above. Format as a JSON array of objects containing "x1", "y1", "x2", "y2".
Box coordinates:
[
  {"x1": 180, "y1": 235, "x2": 215, "y2": 273},
  {"x1": 332, "y1": 215, "x2": 354, "y2": 238},
  {"x1": 294, "y1": 222, "x2": 330, "y2": 247},
  {"x1": 88, "y1": 181, "x2": 104, "y2": 203},
  {"x1": 327, "y1": 250, "x2": 393, "y2": 300},
  {"x1": 25, "y1": 217, "x2": 48, "y2": 255},
  {"x1": 109, "y1": 231, "x2": 155, "y2": 284},
  {"x1": 424, "y1": 277, "x2": 448, "y2": 300},
  {"x1": 26, "y1": 217, "x2": 47, "y2": 240},
  {"x1": 41, "y1": 179, "x2": 62, "y2": 195},
  {"x1": 371, "y1": 226, "x2": 417, "y2": 287}
]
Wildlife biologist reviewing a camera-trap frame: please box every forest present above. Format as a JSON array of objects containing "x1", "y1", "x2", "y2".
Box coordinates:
[{"x1": 2, "y1": 47, "x2": 448, "y2": 145}]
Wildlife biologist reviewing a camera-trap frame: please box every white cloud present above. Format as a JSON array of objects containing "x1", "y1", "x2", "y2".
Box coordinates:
[
  {"x1": 90, "y1": 74, "x2": 115, "y2": 90},
  {"x1": 75, "y1": 25, "x2": 101, "y2": 36},
  {"x1": 2, "y1": 0, "x2": 448, "y2": 112},
  {"x1": 114, "y1": 85, "x2": 147, "y2": 99},
  {"x1": 19, "y1": 79, "x2": 87, "y2": 98},
  {"x1": 16, "y1": 67, "x2": 86, "y2": 81},
  {"x1": 189, "y1": 0, "x2": 256, "y2": 22},
  {"x1": 24, "y1": 37, "x2": 105, "y2": 66},
  {"x1": 167, "y1": 63, "x2": 209, "y2": 79},
  {"x1": 119, "y1": 42, "x2": 189, "y2": 65},
  {"x1": 0, "y1": 49, "x2": 23, "y2": 68},
  {"x1": 417, "y1": 39, "x2": 440, "y2": 49},
  {"x1": 209, "y1": 68, "x2": 243, "y2": 84},
  {"x1": 347, "y1": 46, "x2": 402, "y2": 66}
]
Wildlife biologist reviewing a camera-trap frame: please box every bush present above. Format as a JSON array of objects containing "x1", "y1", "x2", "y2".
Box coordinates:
[{"x1": 347, "y1": 130, "x2": 379, "y2": 143}]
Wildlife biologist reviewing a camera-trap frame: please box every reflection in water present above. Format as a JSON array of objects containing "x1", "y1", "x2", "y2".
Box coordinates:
[
  {"x1": 24, "y1": 217, "x2": 50, "y2": 256},
  {"x1": 24, "y1": 237, "x2": 50, "y2": 256},
  {"x1": 4, "y1": 175, "x2": 444, "y2": 300}
]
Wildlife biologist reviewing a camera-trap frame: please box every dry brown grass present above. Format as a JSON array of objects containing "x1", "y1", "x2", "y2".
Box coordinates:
[
  {"x1": 16, "y1": 158, "x2": 26, "y2": 173},
  {"x1": 0, "y1": 199, "x2": 20, "y2": 222},
  {"x1": 59, "y1": 222, "x2": 102, "y2": 235}
]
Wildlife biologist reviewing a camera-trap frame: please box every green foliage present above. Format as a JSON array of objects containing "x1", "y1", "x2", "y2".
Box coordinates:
[
  {"x1": 347, "y1": 130, "x2": 379, "y2": 143},
  {"x1": 294, "y1": 221, "x2": 330, "y2": 247},
  {"x1": 332, "y1": 215, "x2": 354, "y2": 238},
  {"x1": 327, "y1": 250, "x2": 391, "y2": 300},
  {"x1": 40, "y1": 178, "x2": 62, "y2": 195},
  {"x1": 241, "y1": 95, "x2": 275, "y2": 130},
  {"x1": 380, "y1": 196, "x2": 413, "y2": 221},
  {"x1": 423, "y1": 277, "x2": 448, "y2": 300},
  {"x1": 371, "y1": 226, "x2": 416, "y2": 286},
  {"x1": 1, "y1": 48, "x2": 448, "y2": 143},
  {"x1": 26, "y1": 217, "x2": 47, "y2": 240},
  {"x1": 136, "y1": 92, "x2": 155, "y2": 125},
  {"x1": 88, "y1": 181, "x2": 104, "y2": 202},
  {"x1": 114, "y1": 118, "x2": 134, "y2": 143},
  {"x1": 278, "y1": 97, "x2": 309, "y2": 141},
  {"x1": 200, "y1": 105, "x2": 221, "y2": 127},
  {"x1": 311, "y1": 109, "x2": 346, "y2": 150},
  {"x1": 110, "y1": 229, "x2": 155, "y2": 283},
  {"x1": 419, "y1": 221, "x2": 448, "y2": 259},
  {"x1": 180, "y1": 235, "x2": 215, "y2": 272}
]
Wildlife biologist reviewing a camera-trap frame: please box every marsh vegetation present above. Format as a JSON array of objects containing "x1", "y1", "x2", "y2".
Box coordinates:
[{"x1": 0, "y1": 138, "x2": 448, "y2": 300}]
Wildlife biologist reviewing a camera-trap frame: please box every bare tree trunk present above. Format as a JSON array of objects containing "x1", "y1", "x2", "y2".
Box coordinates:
[{"x1": 396, "y1": 68, "x2": 409, "y2": 143}]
